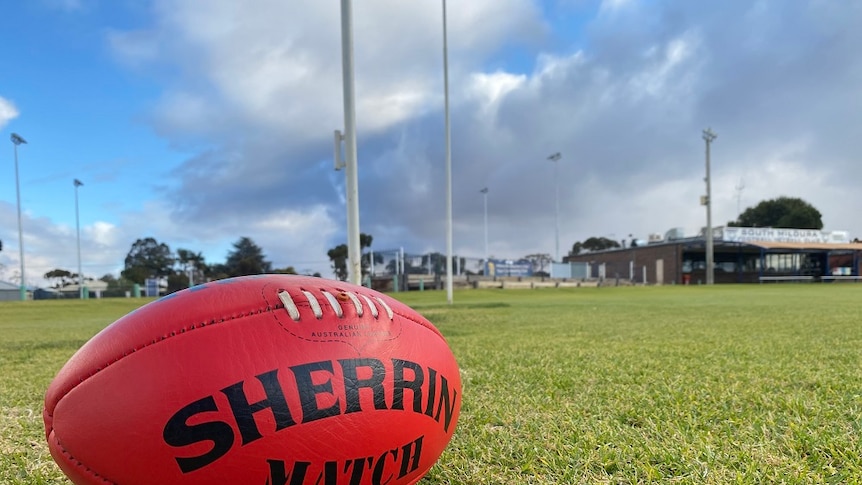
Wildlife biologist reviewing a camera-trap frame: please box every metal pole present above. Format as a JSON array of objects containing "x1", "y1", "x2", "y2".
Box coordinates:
[
  {"x1": 443, "y1": 0, "x2": 453, "y2": 304},
  {"x1": 11, "y1": 133, "x2": 27, "y2": 301},
  {"x1": 340, "y1": 0, "x2": 362, "y2": 285},
  {"x1": 548, "y1": 152, "x2": 561, "y2": 262},
  {"x1": 555, "y1": 161, "x2": 559, "y2": 262},
  {"x1": 703, "y1": 128, "x2": 717, "y2": 285},
  {"x1": 481, "y1": 187, "x2": 488, "y2": 263},
  {"x1": 74, "y1": 179, "x2": 84, "y2": 299}
]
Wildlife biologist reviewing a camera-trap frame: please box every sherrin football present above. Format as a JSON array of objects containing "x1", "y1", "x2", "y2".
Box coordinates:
[{"x1": 43, "y1": 275, "x2": 461, "y2": 485}]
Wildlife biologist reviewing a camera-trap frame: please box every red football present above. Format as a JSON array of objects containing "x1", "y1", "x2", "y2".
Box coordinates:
[{"x1": 43, "y1": 275, "x2": 461, "y2": 485}]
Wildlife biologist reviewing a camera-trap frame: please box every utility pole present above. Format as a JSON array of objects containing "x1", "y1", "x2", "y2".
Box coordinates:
[
  {"x1": 548, "y1": 152, "x2": 562, "y2": 262},
  {"x1": 702, "y1": 128, "x2": 717, "y2": 285},
  {"x1": 74, "y1": 179, "x2": 85, "y2": 299},
  {"x1": 480, "y1": 188, "x2": 488, "y2": 263},
  {"x1": 734, "y1": 177, "x2": 745, "y2": 219}
]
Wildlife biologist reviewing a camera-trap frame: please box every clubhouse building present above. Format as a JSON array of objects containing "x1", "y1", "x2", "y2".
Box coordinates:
[{"x1": 563, "y1": 227, "x2": 862, "y2": 284}]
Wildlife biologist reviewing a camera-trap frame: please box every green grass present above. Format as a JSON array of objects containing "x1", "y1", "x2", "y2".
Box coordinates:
[{"x1": 3, "y1": 286, "x2": 862, "y2": 484}]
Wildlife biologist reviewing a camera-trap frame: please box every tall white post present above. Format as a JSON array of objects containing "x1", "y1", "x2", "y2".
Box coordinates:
[
  {"x1": 703, "y1": 128, "x2": 717, "y2": 285},
  {"x1": 481, "y1": 187, "x2": 488, "y2": 263},
  {"x1": 443, "y1": 0, "x2": 454, "y2": 304},
  {"x1": 74, "y1": 179, "x2": 84, "y2": 299},
  {"x1": 11, "y1": 133, "x2": 27, "y2": 301},
  {"x1": 548, "y1": 152, "x2": 562, "y2": 262},
  {"x1": 340, "y1": 0, "x2": 362, "y2": 285}
]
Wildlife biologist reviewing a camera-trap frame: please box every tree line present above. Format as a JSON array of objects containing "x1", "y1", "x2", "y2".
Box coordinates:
[{"x1": 45, "y1": 236, "x2": 311, "y2": 294}]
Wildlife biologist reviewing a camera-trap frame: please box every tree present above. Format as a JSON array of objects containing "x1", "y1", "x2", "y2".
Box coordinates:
[
  {"x1": 175, "y1": 248, "x2": 207, "y2": 285},
  {"x1": 44, "y1": 269, "x2": 74, "y2": 288},
  {"x1": 122, "y1": 237, "x2": 174, "y2": 284},
  {"x1": 327, "y1": 233, "x2": 374, "y2": 281},
  {"x1": 224, "y1": 237, "x2": 272, "y2": 277},
  {"x1": 206, "y1": 263, "x2": 230, "y2": 282},
  {"x1": 523, "y1": 253, "x2": 553, "y2": 276},
  {"x1": 328, "y1": 244, "x2": 349, "y2": 281},
  {"x1": 728, "y1": 196, "x2": 823, "y2": 229},
  {"x1": 99, "y1": 274, "x2": 117, "y2": 285},
  {"x1": 569, "y1": 237, "x2": 621, "y2": 256}
]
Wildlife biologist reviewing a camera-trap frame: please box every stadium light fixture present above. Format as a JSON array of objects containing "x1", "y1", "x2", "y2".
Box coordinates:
[
  {"x1": 10, "y1": 133, "x2": 27, "y2": 300},
  {"x1": 74, "y1": 179, "x2": 85, "y2": 299},
  {"x1": 443, "y1": 0, "x2": 453, "y2": 304},
  {"x1": 548, "y1": 152, "x2": 562, "y2": 262},
  {"x1": 702, "y1": 128, "x2": 717, "y2": 285}
]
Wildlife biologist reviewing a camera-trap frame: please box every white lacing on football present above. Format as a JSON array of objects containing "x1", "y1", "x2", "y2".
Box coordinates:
[
  {"x1": 279, "y1": 289, "x2": 391, "y2": 321},
  {"x1": 359, "y1": 294, "x2": 379, "y2": 318},
  {"x1": 345, "y1": 291, "x2": 364, "y2": 316},
  {"x1": 301, "y1": 290, "x2": 323, "y2": 319},
  {"x1": 374, "y1": 297, "x2": 394, "y2": 320},
  {"x1": 277, "y1": 290, "x2": 301, "y2": 321},
  {"x1": 321, "y1": 291, "x2": 343, "y2": 318}
]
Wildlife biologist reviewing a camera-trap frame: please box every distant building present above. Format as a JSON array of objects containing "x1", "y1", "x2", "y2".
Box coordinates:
[
  {"x1": 0, "y1": 281, "x2": 22, "y2": 301},
  {"x1": 33, "y1": 287, "x2": 63, "y2": 300},
  {"x1": 60, "y1": 280, "x2": 109, "y2": 298},
  {"x1": 564, "y1": 227, "x2": 862, "y2": 284}
]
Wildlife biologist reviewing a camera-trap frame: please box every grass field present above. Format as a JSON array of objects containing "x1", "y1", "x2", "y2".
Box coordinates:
[{"x1": 2, "y1": 285, "x2": 861, "y2": 484}]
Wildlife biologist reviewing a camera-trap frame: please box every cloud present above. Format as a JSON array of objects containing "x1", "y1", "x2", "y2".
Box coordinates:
[
  {"x1": 4, "y1": 0, "x2": 843, "y2": 288},
  {"x1": 0, "y1": 97, "x2": 19, "y2": 129},
  {"x1": 101, "y1": 0, "x2": 545, "y2": 253}
]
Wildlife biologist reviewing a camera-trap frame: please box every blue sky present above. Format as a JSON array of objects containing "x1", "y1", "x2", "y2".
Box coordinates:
[{"x1": 2, "y1": 0, "x2": 862, "y2": 286}]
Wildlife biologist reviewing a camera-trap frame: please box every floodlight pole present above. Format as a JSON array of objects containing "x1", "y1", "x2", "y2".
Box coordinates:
[
  {"x1": 480, "y1": 188, "x2": 488, "y2": 264},
  {"x1": 74, "y1": 179, "x2": 84, "y2": 299},
  {"x1": 11, "y1": 133, "x2": 27, "y2": 301},
  {"x1": 443, "y1": 0, "x2": 453, "y2": 304},
  {"x1": 548, "y1": 152, "x2": 562, "y2": 262},
  {"x1": 340, "y1": 0, "x2": 362, "y2": 286},
  {"x1": 702, "y1": 128, "x2": 717, "y2": 285}
]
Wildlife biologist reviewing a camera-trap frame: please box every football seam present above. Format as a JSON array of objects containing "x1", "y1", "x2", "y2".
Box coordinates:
[
  {"x1": 46, "y1": 305, "x2": 273, "y2": 419},
  {"x1": 52, "y1": 434, "x2": 117, "y2": 485},
  {"x1": 392, "y1": 307, "x2": 445, "y2": 340}
]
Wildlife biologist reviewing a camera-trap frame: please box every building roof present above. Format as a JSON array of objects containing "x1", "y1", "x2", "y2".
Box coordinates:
[{"x1": 0, "y1": 281, "x2": 19, "y2": 291}]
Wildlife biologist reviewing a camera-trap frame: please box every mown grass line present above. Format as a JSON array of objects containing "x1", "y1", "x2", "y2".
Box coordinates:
[{"x1": 2, "y1": 286, "x2": 861, "y2": 484}]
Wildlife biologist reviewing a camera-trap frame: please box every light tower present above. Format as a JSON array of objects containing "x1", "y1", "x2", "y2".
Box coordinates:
[
  {"x1": 548, "y1": 152, "x2": 562, "y2": 262},
  {"x1": 74, "y1": 179, "x2": 85, "y2": 298},
  {"x1": 480, "y1": 187, "x2": 488, "y2": 263},
  {"x1": 702, "y1": 128, "x2": 717, "y2": 285},
  {"x1": 11, "y1": 133, "x2": 27, "y2": 300}
]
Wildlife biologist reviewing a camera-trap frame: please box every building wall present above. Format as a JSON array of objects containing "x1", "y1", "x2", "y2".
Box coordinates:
[{"x1": 565, "y1": 243, "x2": 682, "y2": 284}]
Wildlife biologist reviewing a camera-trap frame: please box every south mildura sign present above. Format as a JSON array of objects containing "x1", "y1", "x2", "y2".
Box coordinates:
[{"x1": 721, "y1": 227, "x2": 850, "y2": 245}]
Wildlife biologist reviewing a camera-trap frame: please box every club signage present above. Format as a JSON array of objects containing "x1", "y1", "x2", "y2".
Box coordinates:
[{"x1": 721, "y1": 227, "x2": 850, "y2": 244}]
